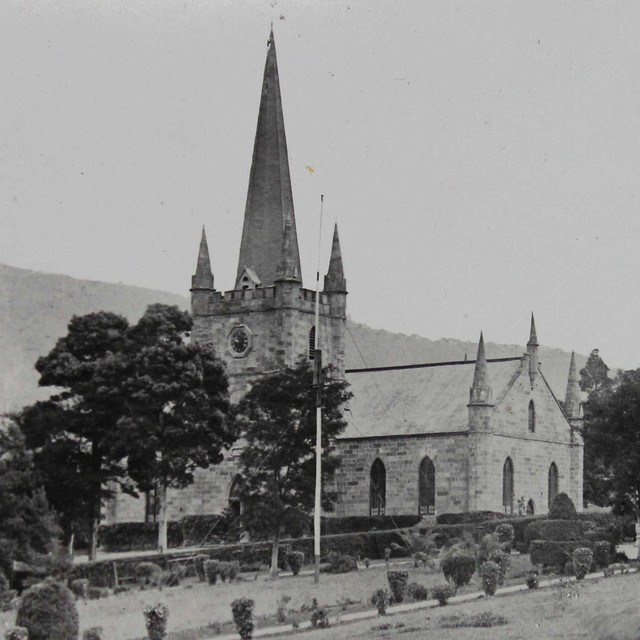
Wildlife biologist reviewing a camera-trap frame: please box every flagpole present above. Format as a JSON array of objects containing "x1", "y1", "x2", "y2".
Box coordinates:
[{"x1": 313, "y1": 195, "x2": 324, "y2": 585}]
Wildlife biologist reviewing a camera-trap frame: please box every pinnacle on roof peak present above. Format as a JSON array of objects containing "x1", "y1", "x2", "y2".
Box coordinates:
[
  {"x1": 564, "y1": 351, "x2": 582, "y2": 420},
  {"x1": 324, "y1": 222, "x2": 347, "y2": 292},
  {"x1": 527, "y1": 312, "x2": 539, "y2": 347},
  {"x1": 275, "y1": 218, "x2": 301, "y2": 282},
  {"x1": 469, "y1": 331, "x2": 493, "y2": 405},
  {"x1": 191, "y1": 226, "x2": 214, "y2": 291},
  {"x1": 235, "y1": 30, "x2": 301, "y2": 289}
]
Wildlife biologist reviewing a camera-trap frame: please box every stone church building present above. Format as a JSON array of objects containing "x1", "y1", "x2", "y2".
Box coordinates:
[{"x1": 108, "y1": 31, "x2": 583, "y2": 524}]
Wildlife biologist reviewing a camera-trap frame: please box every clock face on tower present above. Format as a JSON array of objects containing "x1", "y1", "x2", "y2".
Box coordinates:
[{"x1": 228, "y1": 325, "x2": 252, "y2": 358}]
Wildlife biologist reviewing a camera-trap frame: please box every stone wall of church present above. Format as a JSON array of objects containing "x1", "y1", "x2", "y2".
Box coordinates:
[
  {"x1": 468, "y1": 362, "x2": 583, "y2": 514},
  {"x1": 333, "y1": 434, "x2": 470, "y2": 517}
]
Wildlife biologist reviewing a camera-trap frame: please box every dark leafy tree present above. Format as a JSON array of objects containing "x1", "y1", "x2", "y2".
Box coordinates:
[
  {"x1": 234, "y1": 360, "x2": 352, "y2": 577},
  {"x1": 0, "y1": 421, "x2": 61, "y2": 577},
  {"x1": 118, "y1": 304, "x2": 234, "y2": 552},
  {"x1": 579, "y1": 349, "x2": 612, "y2": 395},
  {"x1": 17, "y1": 312, "x2": 131, "y2": 560},
  {"x1": 582, "y1": 368, "x2": 640, "y2": 558}
]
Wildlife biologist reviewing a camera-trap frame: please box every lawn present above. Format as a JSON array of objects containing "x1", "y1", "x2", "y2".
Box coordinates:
[
  {"x1": 0, "y1": 555, "x2": 533, "y2": 639},
  {"x1": 302, "y1": 571, "x2": 640, "y2": 640}
]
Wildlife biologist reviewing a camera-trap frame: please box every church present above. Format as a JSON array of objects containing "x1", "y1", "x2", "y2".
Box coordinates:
[{"x1": 109, "y1": 31, "x2": 583, "y2": 524}]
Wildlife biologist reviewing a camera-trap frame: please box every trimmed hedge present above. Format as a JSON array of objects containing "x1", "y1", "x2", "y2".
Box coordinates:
[
  {"x1": 436, "y1": 511, "x2": 505, "y2": 525},
  {"x1": 529, "y1": 539, "x2": 594, "y2": 568},
  {"x1": 524, "y1": 519, "x2": 583, "y2": 548},
  {"x1": 98, "y1": 522, "x2": 184, "y2": 552},
  {"x1": 180, "y1": 515, "x2": 227, "y2": 547},
  {"x1": 321, "y1": 516, "x2": 421, "y2": 535}
]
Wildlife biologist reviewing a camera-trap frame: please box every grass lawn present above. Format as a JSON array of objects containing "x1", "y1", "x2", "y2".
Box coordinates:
[
  {"x1": 303, "y1": 571, "x2": 640, "y2": 640},
  {"x1": 1, "y1": 555, "x2": 636, "y2": 640},
  {"x1": 0, "y1": 556, "x2": 532, "y2": 639}
]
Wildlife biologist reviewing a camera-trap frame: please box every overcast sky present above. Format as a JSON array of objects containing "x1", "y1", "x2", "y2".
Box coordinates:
[{"x1": 1, "y1": 0, "x2": 640, "y2": 368}]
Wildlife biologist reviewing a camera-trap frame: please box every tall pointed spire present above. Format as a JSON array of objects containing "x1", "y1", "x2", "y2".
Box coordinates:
[
  {"x1": 564, "y1": 352, "x2": 581, "y2": 419},
  {"x1": 275, "y1": 219, "x2": 301, "y2": 282},
  {"x1": 191, "y1": 226, "x2": 214, "y2": 290},
  {"x1": 324, "y1": 223, "x2": 347, "y2": 292},
  {"x1": 235, "y1": 29, "x2": 301, "y2": 289},
  {"x1": 527, "y1": 312, "x2": 539, "y2": 386},
  {"x1": 469, "y1": 332, "x2": 493, "y2": 405}
]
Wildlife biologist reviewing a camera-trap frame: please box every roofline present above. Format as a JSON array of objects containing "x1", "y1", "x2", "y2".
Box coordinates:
[
  {"x1": 345, "y1": 356, "x2": 522, "y2": 374},
  {"x1": 337, "y1": 430, "x2": 468, "y2": 442}
]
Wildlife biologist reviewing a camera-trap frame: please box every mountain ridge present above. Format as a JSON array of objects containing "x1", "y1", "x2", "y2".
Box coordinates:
[{"x1": 0, "y1": 262, "x2": 585, "y2": 413}]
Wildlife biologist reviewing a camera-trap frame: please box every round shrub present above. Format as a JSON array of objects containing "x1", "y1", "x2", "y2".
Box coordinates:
[
  {"x1": 287, "y1": 551, "x2": 304, "y2": 576},
  {"x1": 231, "y1": 598, "x2": 255, "y2": 640},
  {"x1": 495, "y1": 524, "x2": 515, "y2": 551},
  {"x1": 432, "y1": 584, "x2": 455, "y2": 606},
  {"x1": 480, "y1": 561, "x2": 500, "y2": 597},
  {"x1": 204, "y1": 559, "x2": 221, "y2": 585},
  {"x1": 143, "y1": 602, "x2": 169, "y2": 640},
  {"x1": 572, "y1": 547, "x2": 593, "y2": 580},
  {"x1": 593, "y1": 541, "x2": 610, "y2": 569},
  {"x1": 371, "y1": 588, "x2": 390, "y2": 615},
  {"x1": 549, "y1": 493, "x2": 577, "y2": 520},
  {"x1": 563, "y1": 560, "x2": 574, "y2": 576},
  {"x1": 4, "y1": 628, "x2": 28, "y2": 640},
  {"x1": 70, "y1": 578, "x2": 89, "y2": 599},
  {"x1": 526, "y1": 570, "x2": 539, "y2": 589},
  {"x1": 310, "y1": 607, "x2": 330, "y2": 628},
  {"x1": 386, "y1": 570, "x2": 409, "y2": 603},
  {"x1": 487, "y1": 550, "x2": 511, "y2": 586},
  {"x1": 441, "y1": 553, "x2": 476, "y2": 589},
  {"x1": 407, "y1": 582, "x2": 429, "y2": 601},
  {"x1": 16, "y1": 580, "x2": 79, "y2": 640},
  {"x1": 327, "y1": 552, "x2": 357, "y2": 573}
]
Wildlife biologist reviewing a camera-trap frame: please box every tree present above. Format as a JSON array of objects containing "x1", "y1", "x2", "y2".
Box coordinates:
[
  {"x1": 582, "y1": 368, "x2": 640, "y2": 558},
  {"x1": 117, "y1": 304, "x2": 235, "y2": 552},
  {"x1": 18, "y1": 312, "x2": 132, "y2": 560},
  {"x1": 0, "y1": 420, "x2": 61, "y2": 577},
  {"x1": 579, "y1": 349, "x2": 612, "y2": 395},
  {"x1": 234, "y1": 360, "x2": 352, "y2": 577}
]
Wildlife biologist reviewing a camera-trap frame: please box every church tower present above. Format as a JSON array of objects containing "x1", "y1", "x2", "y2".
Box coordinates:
[{"x1": 190, "y1": 30, "x2": 347, "y2": 401}]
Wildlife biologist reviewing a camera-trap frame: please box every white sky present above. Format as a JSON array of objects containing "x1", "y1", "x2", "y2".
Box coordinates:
[{"x1": 1, "y1": 0, "x2": 640, "y2": 369}]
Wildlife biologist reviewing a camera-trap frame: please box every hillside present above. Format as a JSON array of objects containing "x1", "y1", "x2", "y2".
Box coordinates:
[{"x1": 0, "y1": 263, "x2": 584, "y2": 413}]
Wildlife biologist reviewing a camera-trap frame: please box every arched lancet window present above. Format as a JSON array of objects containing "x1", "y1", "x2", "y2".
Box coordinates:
[
  {"x1": 418, "y1": 456, "x2": 436, "y2": 515},
  {"x1": 548, "y1": 462, "x2": 559, "y2": 509},
  {"x1": 309, "y1": 326, "x2": 316, "y2": 360},
  {"x1": 528, "y1": 400, "x2": 535, "y2": 433},
  {"x1": 370, "y1": 459, "x2": 386, "y2": 516},
  {"x1": 228, "y1": 475, "x2": 244, "y2": 518},
  {"x1": 526, "y1": 499, "x2": 535, "y2": 516},
  {"x1": 502, "y1": 457, "x2": 514, "y2": 515}
]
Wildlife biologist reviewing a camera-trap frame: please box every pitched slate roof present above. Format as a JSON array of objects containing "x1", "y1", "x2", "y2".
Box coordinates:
[{"x1": 340, "y1": 358, "x2": 524, "y2": 439}]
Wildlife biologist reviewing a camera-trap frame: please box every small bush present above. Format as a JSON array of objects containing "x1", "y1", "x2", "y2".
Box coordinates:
[
  {"x1": 219, "y1": 560, "x2": 240, "y2": 582},
  {"x1": 406, "y1": 582, "x2": 429, "y2": 601},
  {"x1": 386, "y1": 570, "x2": 409, "y2": 603},
  {"x1": 143, "y1": 602, "x2": 169, "y2": 640},
  {"x1": 231, "y1": 598, "x2": 255, "y2": 640},
  {"x1": 549, "y1": 493, "x2": 577, "y2": 520},
  {"x1": 82, "y1": 628, "x2": 103, "y2": 640},
  {"x1": 563, "y1": 560, "x2": 574, "y2": 576},
  {"x1": 287, "y1": 551, "x2": 304, "y2": 576},
  {"x1": 441, "y1": 553, "x2": 476, "y2": 589},
  {"x1": 4, "y1": 629, "x2": 28, "y2": 640},
  {"x1": 526, "y1": 570, "x2": 539, "y2": 589},
  {"x1": 163, "y1": 565, "x2": 186, "y2": 587},
  {"x1": 16, "y1": 580, "x2": 79, "y2": 640},
  {"x1": 204, "y1": 559, "x2": 221, "y2": 585},
  {"x1": 194, "y1": 554, "x2": 208, "y2": 581},
  {"x1": 70, "y1": 578, "x2": 89, "y2": 600},
  {"x1": 136, "y1": 562, "x2": 163, "y2": 588},
  {"x1": 593, "y1": 541, "x2": 610, "y2": 569},
  {"x1": 310, "y1": 607, "x2": 330, "y2": 628},
  {"x1": 480, "y1": 561, "x2": 500, "y2": 597},
  {"x1": 87, "y1": 586, "x2": 109, "y2": 600},
  {"x1": 276, "y1": 595, "x2": 291, "y2": 623},
  {"x1": 495, "y1": 524, "x2": 515, "y2": 551},
  {"x1": 572, "y1": 547, "x2": 593, "y2": 580},
  {"x1": 487, "y1": 550, "x2": 510, "y2": 586},
  {"x1": 371, "y1": 588, "x2": 390, "y2": 615},
  {"x1": 529, "y1": 539, "x2": 593, "y2": 569},
  {"x1": 327, "y1": 552, "x2": 357, "y2": 573},
  {"x1": 432, "y1": 584, "x2": 455, "y2": 606}
]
